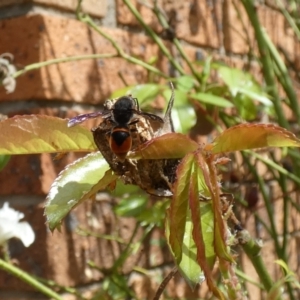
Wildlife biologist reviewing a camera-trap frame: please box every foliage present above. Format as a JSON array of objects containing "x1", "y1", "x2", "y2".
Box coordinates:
[{"x1": 0, "y1": 0, "x2": 300, "y2": 299}]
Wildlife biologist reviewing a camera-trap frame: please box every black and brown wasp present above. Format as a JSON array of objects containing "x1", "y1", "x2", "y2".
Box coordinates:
[
  {"x1": 68, "y1": 95, "x2": 164, "y2": 160},
  {"x1": 68, "y1": 84, "x2": 177, "y2": 197}
]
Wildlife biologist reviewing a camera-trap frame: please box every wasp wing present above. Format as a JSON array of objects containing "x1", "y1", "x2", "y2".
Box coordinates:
[
  {"x1": 140, "y1": 111, "x2": 164, "y2": 123},
  {"x1": 68, "y1": 111, "x2": 108, "y2": 127}
]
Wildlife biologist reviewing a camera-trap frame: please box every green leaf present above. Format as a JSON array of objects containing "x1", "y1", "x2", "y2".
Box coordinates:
[
  {"x1": 176, "y1": 75, "x2": 195, "y2": 92},
  {"x1": 182, "y1": 188, "x2": 215, "y2": 290},
  {"x1": 267, "y1": 260, "x2": 300, "y2": 300},
  {"x1": 239, "y1": 87, "x2": 272, "y2": 107},
  {"x1": 163, "y1": 88, "x2": 189, "y2": 106},
  {"x1": 191, "y1": 92, "x2": 233, "y2": 108},
  {"x1": 168, "y1": 153, "x2": 195, "y2": 263},
  {"x1": 129, "y1": 133, "x2": 198, "y2": 160},
  {"x1": 0, "y1": 115, "x2": 96, "y2": 154},
  {"x1": 172, "y1": 105, "x2": 197, "y2": 134},
  {"x1": 45, "y1": 152, "x2": 117, "y2": 231},
  {"x1": 110, "y1": 84, "x2": 162, "y2": 106},
  {"x1": 0, "y1": 155, "x2": 10, "y2": 171},
  {"x1": 189, "y1": 171, "x2": 215, "y2": 270},
  {"x1": 162, "y1": 88, "x2": 196, "y2": 133},
  {"x1": 218, "y1": 66, "x2": 273, "y2": 106},
  {"x1": 174, "y1": 210, "x2": 204, "y2": 290},
  {"x1": 114, "y1": 196, "x2": 148, "y2": 218},
  {"x1": 103, "y1": 274, "x2": 134, "y2": 299},
  {"x1": 166, "y1": 198, "x2": 215, "y2": 291},
  {"x1": 201, "y1": 56, "x2": 212, "y2": 84},
  {"x1": 233, "y1": 93, "x2": 257, "y2": 120},
  {"x1": 137, "y1": 199, "x2": 169, "y2": 227},
  {"x1": 113, "y1": 181, "x2": 141, "y2": 197},
  {"x1": 109, "y1": 86, "x2": 132, "y2": 98},
  {"x1": 211, "y1": 123, "x2": 300, "y2": 154}
]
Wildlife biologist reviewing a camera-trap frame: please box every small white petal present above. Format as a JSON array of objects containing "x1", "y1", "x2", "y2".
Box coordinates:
[
  {"x1": 0, "y1": 219, "x2": 19, "y2": 245},
  {"x1": 0, "y1": 202, "x2": 24, "y2": 221},
  {"x1": 13, "y1": 222, "x2": 35, "y2": 247},
  {"x1": 0, "y1": 203, "x2": 35, "y2": 247}
]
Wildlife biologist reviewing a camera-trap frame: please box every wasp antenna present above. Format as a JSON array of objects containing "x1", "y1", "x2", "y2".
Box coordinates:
[
  {"x1": 155, "y1": 82, "x2": 175, "y2": 136},
  {"x1": 166, "y1": 82, "x2": 175, "y2": 116},
  {"x1": 133, "y1": 97, "x2": 140, "y2": 111},
  {"x1": 164, "y1": 82, "x2": 175, "y2": 131}
]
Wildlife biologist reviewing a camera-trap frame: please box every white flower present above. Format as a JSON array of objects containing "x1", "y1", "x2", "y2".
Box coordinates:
[
  {"x1": 0, "y1": 202, "x2": 35, "y2": 247},
  {"x1": 0, "y1": 53, "x2": 17, "y2": 94}
]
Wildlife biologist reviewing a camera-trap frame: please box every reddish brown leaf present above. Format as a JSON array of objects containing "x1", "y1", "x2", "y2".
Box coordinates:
[
  {"x1": 189, "y1": 169, "x2": 225, "y2": 299},
  {"x1": 129, "y1": 133, "x2": 198, "y2": 159},
  {"x1": 168, "y1": 153, "x2": 195, "y2": 263},
  {"x1": 211, "y1": 123, "x2": 300, "y2": 154},
  {"x1": 196, "y1": 152, "x2": 234, "y2": 263}
]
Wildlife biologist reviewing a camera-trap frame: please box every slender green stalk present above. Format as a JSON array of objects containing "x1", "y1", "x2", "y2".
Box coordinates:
[
  {"x1": 150, "y1": 3, "x2": 203, "y2": 83},
  {"x1": 34, "y1": 277, "x2": 86, "y2": 300},
  {"x1": 275, "y1": 0, "x2": 300, "y2": 41},
  {"x1": 235, "y1": 268, "x2": 264, "y2": 289},
  {"x1": 269, "y1": 151, "x2": 289, "y2": 260},
  {"x1": 122, "y1": 0, "x2": 185, "y2": 76},
  {"x1": 243, "y1": 153, "x2": 282, "y2": 256},
  {"x1": 78, "y1": 14, "x2": 168, "y2": 79},
  {"x1": 241, "y1": 0, "x2": 289, "y2": 129},
  {"x1": 76, "y1": 227, "x2": 126, "y2": 244},
  {"x1": 237, "y1": 230, "x2": 275, "y2": 293},
  {"x1": 0, "y1": 258, "x2": 63, "y2": 300},
  {"x1": 286, "y1": 149, "x2": 300, "y2": 183},
  {"x1": 244, "y1": 152, "x2": 297, "y2": 300},
  {"x1": 112, "y1": 223, "x2": 154, "y2": 271},
  {"x1": 12, "y1": 53, "x2": 116, "y2": 79},
  {"x1": 112, "y1": 222, "x2": 140, "y2": 271},
  {"x1": 262, "y1": 29, "x2": 300, "y2": 124},
  {"x1": 274, "y1": 166, "x2": 296, "y2": 299},
  {"x1": 249, "y1": 151, "x2": 300, "y2": 185}
]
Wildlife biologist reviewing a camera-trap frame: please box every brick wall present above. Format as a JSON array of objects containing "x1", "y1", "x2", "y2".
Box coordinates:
[{"x1": 0, "y1": 1, "x2": 299, "y2": 299}]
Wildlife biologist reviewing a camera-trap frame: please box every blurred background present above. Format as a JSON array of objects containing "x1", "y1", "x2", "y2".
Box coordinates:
[{"x1": 0, "y1": 0, "x2": 300, "y2": 299}]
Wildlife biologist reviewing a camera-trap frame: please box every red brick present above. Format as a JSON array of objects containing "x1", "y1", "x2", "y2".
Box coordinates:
[
  {"x1": 258, "y1": 6, "x2": 289, "y2": 48},
  {"x1": 117, "y1": 0, "x2": 221, "y2": 49},
  {"x1": 0, "y1": 199, "x2": 195, "y2": 295},
  {"x1": 0, "y1": 201, "x2": 128, "y2": 289},
  {"x1": 0, "y1": 14, "x2": 161, "y2": 103},
  {"x1": 223, "y1": 0, "x2": 254, "y2": 54},
  {"x1": 0, "y1": 0, "x2": 107, "y2": 18},
  {"x1": 0, "y1": 152, "x2": 89, "y2": 195}
]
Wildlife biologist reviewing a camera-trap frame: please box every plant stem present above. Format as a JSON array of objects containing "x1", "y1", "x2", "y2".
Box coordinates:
[
  {"x1": 12, "y1": 53, "x2": 116, "y2": 79},
  {"x1": 237, "y1": 230, "x2": 275, "y2": 293},
  {"x1": 78, "y1": 14, "x2": 168, "y2": 79},
  {"x1": 249, "y1": 151, "x2": 300, "y2": 185},
  {"x1": 150, "y1": 3, "x2": 203, "y2": 83},
  {"x1": 153, "y1": 267, "x2": 178, "y2": 300},
  {"x1": 262, "y1": 29, "x2": 300, "y2": 124},
  {"x1": 34, "y1": 276, "x2": 86, "y2": 300},
  {"x1": 235, "y1": 268, "x2": 264, "y2": 289},
  {"x1": 243, "y1": 153, "x2": 282, "y2": 255},
  {"x1": 0, "y1": 258, "x2": 63, "y2": 300},
  {"x1": 122, "y1": 0, "x2": 185, "y2": 76},
  {"x1": 241, "y1": 0, "x2": 289, "y2": 129},
  {"x1": 275, "y1": 0, "x2": 300, "y2": 41}
]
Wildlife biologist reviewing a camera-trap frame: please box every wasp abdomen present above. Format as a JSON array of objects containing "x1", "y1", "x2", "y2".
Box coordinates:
[{"x1": 109, "y1": 126, "x2": 132, "y2": 159}]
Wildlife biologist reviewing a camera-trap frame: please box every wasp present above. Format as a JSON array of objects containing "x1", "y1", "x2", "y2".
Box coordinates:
[{"x1": 68, "y1": 95, "x2": 164, "y2": 160}]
